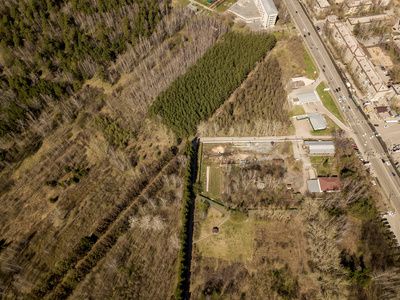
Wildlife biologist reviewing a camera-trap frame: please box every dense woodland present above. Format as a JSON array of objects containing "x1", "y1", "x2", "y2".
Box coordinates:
[
  {"x1": 0, "y1": 0, "x2": 171, "y2": 138},
  {"x1": 148, "y1": 32, "x2": 277, "y2": 137},
  {"x1": 198, "y1": 56, "x2": 290, "y2": 137}
]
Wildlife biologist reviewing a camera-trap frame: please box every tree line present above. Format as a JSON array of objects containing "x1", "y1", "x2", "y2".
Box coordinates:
[{"x1": 148, "y1": 32, "x2": 277, "y2": 138}]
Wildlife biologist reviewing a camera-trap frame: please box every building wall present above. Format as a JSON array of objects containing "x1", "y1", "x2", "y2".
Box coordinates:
[{"x1": 255, "y1": 0, "x2": 277, "y2": 27}]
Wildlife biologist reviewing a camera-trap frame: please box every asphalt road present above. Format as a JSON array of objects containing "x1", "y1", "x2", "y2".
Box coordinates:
[{"x1": 284, "y1": 0, "x2": 400, "y2": 225}]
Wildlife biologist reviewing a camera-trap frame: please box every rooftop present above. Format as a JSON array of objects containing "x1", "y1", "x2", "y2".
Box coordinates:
[
  {"x1": 347, "y1": 14, "x2": 389, "y2": 25},
  {"x1": 305, "y1": 140, "x2": 335, "y2": 154},
  {"x1": 258, "y1": 0, "x2": 278, "y2": 15},
  {"x1": 334, "y1": 22, "x2": 389, "y2": 94},
  {"x1": 375, "y1": 106, "x2": 388, "y2": 113},
  {"x1": 317, "y1": 0, "x2": 330, "y2": 8},
  {"x1": 318, "y1": 177, "x2": 341, "y2": 192},
  {"x1": 308, "y1": 113, "x2": 328, "y2": 131},
  {"x1": 355, "y1": 56, "x2": 389, "y2": 93},
  {"x1": 229, "y1": 0, "x2": 261, "y2": 20},
  {"x1": 295, "y1": 91, "x2": 320, "y2": 104},
  {"x1": 345, "y1": 0, "x2": 372, "y2": 7},
  {"x1": 307, "y1": 179, "x2": 321, "y2": 193}
]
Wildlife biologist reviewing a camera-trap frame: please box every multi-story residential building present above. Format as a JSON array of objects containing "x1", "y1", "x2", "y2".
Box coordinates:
[
  {"x1": 343, "y1": 0, "x2": 373, "y2": 15},
  {"x1": 331, "y1": 22, "x2": 389, "y2": 101},
  {"x1": 255, "y1": 0, "x2": 278, "y2": 27},
  {"x1": 346, "y1": 14, "x2": 390, "y2": 31},
  {"x1": 315, "y1": 0, "x2": 330, "y2": 14}
]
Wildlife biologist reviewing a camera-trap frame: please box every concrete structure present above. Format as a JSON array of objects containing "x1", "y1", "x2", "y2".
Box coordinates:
[
  {"x1": 255, "y1": 0, "x2": 278, "y2": 27},
  {"x1": 308, "y1": 113, "x2": 328, "y2": 131},
  {"x1": 343, "y1": 0, "x2": 373, "y2": 15},
  {"x1": 229, "y1": 0, "x2": 261, "y2": 24},
  {"x1": 330, "y1": 22, "x2": 389, "y2": 101},
  {"x1": 346, "y1": 14, "x2": 390, "y2": 32},
  {"x1": 293, "y1": 91, "x2": 320, "y2": 105},
  {"x1": 375, "y1": 106, "x2": 391, "y2": 119},
  {"x1": 307, "y1": 177, "x2": 341, "y2": 192},
  {"x1": 305, "y1": 140, "x2": 335, "y2": 154},
  {"x1": 315, "y1": 0, "x2": 330, "y2": 13}
]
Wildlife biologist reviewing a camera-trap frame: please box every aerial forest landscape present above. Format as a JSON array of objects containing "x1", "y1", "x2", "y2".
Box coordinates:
[{"x1": 1, "y1": 0, "x2": 400, "y2": 299}]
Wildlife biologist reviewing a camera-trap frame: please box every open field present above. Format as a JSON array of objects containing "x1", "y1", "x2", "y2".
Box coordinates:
[
  {"x1": 311, "y1": 156, "x2": 336, "y2": 176},
  {"x1": 289, "y1": 105, "x2": 306, "y2": 117},
  {"x1": 316, "y1": 81, "x2": 344, "y2": 123},
  {"x1": 197, "y1": 209, "x2": 254, "y2": 260}
]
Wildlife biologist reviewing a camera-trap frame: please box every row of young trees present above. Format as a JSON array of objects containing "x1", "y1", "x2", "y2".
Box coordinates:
[
  {"x1": 27, "y1": 148, "x2": 178, "y2": 299},
  {"x1": 148, "y1": 32, "x2": 277, "y2": 137},
  {"x1": 175, "y1": 141, "x2": 196, "y2": 299}
]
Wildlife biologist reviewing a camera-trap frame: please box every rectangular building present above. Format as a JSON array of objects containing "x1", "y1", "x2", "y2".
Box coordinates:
[
  {"x1": 305, "y1": 140, "x2": 335, "y2": 155},
  {"x1": 331, "y1": 22, "x2": 389, "y2": 101},
  {"x1": 344, "y1": 0, "x2": 373, "y2": 15},
  {"x1": 255, "y1": 0, "x2": 278, "y2": 27}
]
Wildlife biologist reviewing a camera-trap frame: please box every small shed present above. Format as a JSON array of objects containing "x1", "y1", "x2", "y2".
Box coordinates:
[{"x1": 212, "y1": 227, "x2": 219, "y2": 234}]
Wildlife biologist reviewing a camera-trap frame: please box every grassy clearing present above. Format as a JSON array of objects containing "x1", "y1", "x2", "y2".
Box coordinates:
[
  {"x1": 289, "y1": 105, "x2": 306, "y2": 117},
  {"x1": 311, "y1": 156, "x2": 336, "y2": 176},
  {"x1": 310, "y1": 115, "x2": 340, "y2": 136},
  {"x1": 197, "y1": 206, "x2": 227, "y2": 239},
  {"x1": 177, "y1": 0, "x2": 190, "y2": 5},
  {"x1": 316, "y1": 81, "x2": 345, "y2": 123},
  {"x1": 197, "y1": 217, "x2": 254, "y2": 260},
  {"x1": 209, "y1": 166, "x2": 223, "y2": 199},
  {"x1": 279, "y1": 141, "x2": 294, "y2": 156},
  {"x1": 214, "y1": 0, "x2": 237, "y2": 12},
  {"x1": 304, "y1": 49, "x2": 318, "y2": 79}
]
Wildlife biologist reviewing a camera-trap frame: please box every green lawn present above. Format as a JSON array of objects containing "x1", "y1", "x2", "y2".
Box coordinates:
[
  {"x1": 214, "y1": 0, "x2": 237, "y2": 12},
  {"x1": 197, "y1": 217, "x2": 254, "y2": 260},
  {"x1": 175, "y1": 0, "x2": 190, "y2": 5},
  {"x1": 289, "y1": 105, "x2": 306, "y2": 117},
  {"x1": 304, "y1": 49, "x2": 319, "y2": 80},
  {"x1": 310, "y1": 115, "x2": 340, "y2": 136},
  {"x1": 200, "y1": 161, "x2": 223, "y2": 200},
  {"x1": 311, "y1": 156, "x2": 336, "y2": 176},
  {"x1": 316, "y1": 81, "x2": 345, "y2": 123}
]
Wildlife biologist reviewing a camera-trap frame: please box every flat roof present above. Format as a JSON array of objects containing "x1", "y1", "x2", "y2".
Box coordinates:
[
  {"x1": 347, "y1": 14, "x2": 388, "y2": 25},
  {"x1": 317, "y1": 0, "x2": 330, "y2": 8},
  {"x1": 346, "y1": 0, "x2": 372, "y2": 7},
  {"x1": 334, "y1": 22, "x2": 388, "y2": 94},
  {"x1": 307, "y1": 179, "x2": 321, "y2": 193},
  {"x1": 296, "y1": 91, "x2": 320, "y2": 104},
  {"x1": 258, "y1": 0, "x2": 278, "y2": 15},
  {"x1": 229, "y1": 0, "x2": 261, "y2": 20},
  {"x1": 305, "y1": 140, "x2": 335, "y2": 153},
  {"x1": 308, "y1": 113, "x2": 328, "y2": 130}
]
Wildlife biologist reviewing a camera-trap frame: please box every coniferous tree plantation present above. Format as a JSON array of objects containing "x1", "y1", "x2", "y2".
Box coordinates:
[
  {"x1": 198, "y1": 56, "x2": 291, "y2": 136},
  {"x1": 148, "y1": 32, "x2": 277, "y2": 137}
]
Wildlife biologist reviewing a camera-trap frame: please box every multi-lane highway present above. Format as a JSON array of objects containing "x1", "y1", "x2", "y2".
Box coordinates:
[{"x1": 284, "y1": 0, "x2": 400, "y2": 214}]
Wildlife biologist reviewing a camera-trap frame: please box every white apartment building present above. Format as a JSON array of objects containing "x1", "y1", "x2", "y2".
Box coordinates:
[
  {"x1": 331, "y1": 22, "x2": 389, "y2": 101},
  {"x1": 343, "y1": 0, "x2": 373, "y2": 15},
  {"x1": 255, "y1": 0, "x2": 278, "y2": 27}
]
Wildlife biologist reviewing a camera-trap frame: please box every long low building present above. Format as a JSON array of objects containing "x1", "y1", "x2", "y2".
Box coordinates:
[
  {"x1": 330, "y1": 21, "x2": 389, "y2": 101},
  {"x1": 305, "y1": 140, "x2": 335, "y2": 154}
]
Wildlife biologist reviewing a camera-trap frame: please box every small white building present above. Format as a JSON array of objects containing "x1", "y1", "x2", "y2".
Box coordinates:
[{"x1": 255, "y1": 0, "x2": 278, "y2": 27}]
